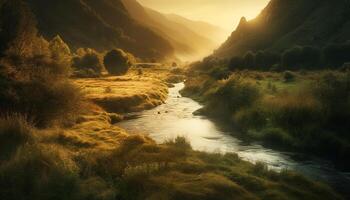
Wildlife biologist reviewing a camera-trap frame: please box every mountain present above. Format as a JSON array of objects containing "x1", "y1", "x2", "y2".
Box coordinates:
[
  {"x1": 0, "y1": 0, "x2": 174, "y2": 60},
  {"x1": 121, "y1": 0, "x2": 225, "y2": 61},
  {"x1": 166, "y1": 13, "x2": 227, "y2": 43},
  {"x1": 214, "y1": 0, "x2": 350, "y2": 58}
]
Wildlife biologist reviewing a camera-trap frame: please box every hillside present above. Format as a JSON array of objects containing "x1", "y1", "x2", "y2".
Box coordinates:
[
  {"x1": 214, "y1": 0, "x2": 350, "y2": 58},
  {"x1": 166, "y1": 13, "x2": 227, "y2": 43},
  {"x1": 9, "y1": 0, "x2": 174, "y2": 60},
  {"x1": 122, "y1": 0, "x2": 224, "y2": 61}
]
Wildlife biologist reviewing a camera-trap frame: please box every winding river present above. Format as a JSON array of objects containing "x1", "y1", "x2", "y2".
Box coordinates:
[{"x1": 118, "y1": 82, "x2": 350, "y2": 197}]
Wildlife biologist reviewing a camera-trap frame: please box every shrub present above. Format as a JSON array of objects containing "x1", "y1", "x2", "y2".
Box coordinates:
[
  {"x1": 104, "y1": 49, "x2": 133, "y2": 75},
  {"x1": 206, "y1": 76, "x2": 261, "y2": 117},
  {"x1": 209, "y1": 66, "x2": 230, "y2": 80},
  {"x1": 49, "y1": 35, "x2": 72, "y2": 69},
  {"x1": 283, "y1": 71, "x2": 296, "y2": 82},
  {"x1": 0, "y1": 145, "x2": 80, "y2": 200},
  {"x1": 0, "y1": 70, "x2": 84, "y2": 127},
  {"x1": 260, "y1": 127, "x2": 294, "y2": 147},
  {"x1": 73, "y1": 48, "x2": 104, "y2": 76},
  {"x1": 267, "y1": 93, "x2": 323, "y2": 135},
  {"x1": 0, "y1": 115, "x2": 34, "y2": 161},
  {"x1": 312, "y1": 72, "x2": 350, "y2": 133},
  {"x1": 233, "y1": 106, "x2": 267, "y2": 131}
]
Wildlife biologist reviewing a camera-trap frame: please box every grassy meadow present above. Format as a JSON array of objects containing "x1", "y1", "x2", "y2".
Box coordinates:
[{"x1": 0, "y1": 61, "x2": 343, "y2": 199}]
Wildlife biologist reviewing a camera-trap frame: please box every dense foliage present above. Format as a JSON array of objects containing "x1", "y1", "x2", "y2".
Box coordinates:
[{"x1": 104, "y1": 49, "x2": 134, "y2": 76}]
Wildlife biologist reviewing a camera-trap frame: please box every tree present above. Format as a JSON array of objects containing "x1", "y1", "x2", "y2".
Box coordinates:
[
  {"x1": 242, "y1": 51, "x2": 255, "y2": 69},
  {"x1": 0, "y1": 0, "x2": 38, "y2": 58},
  {"x1": 300, "y1": 46, "x2": 321, "y2": 69},
  {"x1": 103, "y1": 49, "x2": 132, "y2": 75},
  {"x1": 228, "y1": 56, "x2": 243, "y2": 71},
  {"x1": 323, "y1": 43, "x2": 350, "y2": 68},
  {"x1": 73, "y1": 48, "x2": 104, "y2": 75},
  {"x1": 255, "y1": 51, "x2": 281, "y2": 70},
  {"x1": 282, "y1": 46, "x2": 303, "y2": 69}
]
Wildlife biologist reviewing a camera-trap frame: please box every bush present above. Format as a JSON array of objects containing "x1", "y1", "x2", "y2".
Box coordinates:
[
  {"x1": 206, "y1": 76, "x2": 261, "y2": 117},
  {"x1": 73, "y1": 48, "x2": 104, "y2": 76},
  {"x1": 312, "y1": 72, "x2": 350, "y2": 133},
  {"x1": 283, "y1": 71, "x2": 296, "y2": 82},
  {"x1": 104, "y1": 49, "x2": 133, "y2": 75},
  {"x1": 267, "y1": 93, "x2": 323, "y2": 135},
  {"x1": 0, "y1": 145, "x2": 80, "y2": 200},
  {"x1": 0, "y1": 67, "x2": 84, "y2": 127},
  {"x1": 49, "y1": 35, "x2": 72, "y2": 70},
  {"x1": 0, "y1": 115, "x2": 34, "y2": 161}
]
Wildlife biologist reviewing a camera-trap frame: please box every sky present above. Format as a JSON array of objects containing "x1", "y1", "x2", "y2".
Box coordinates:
[{"x1": 138, "y1": 0, "x2": 270, "y2": 31}]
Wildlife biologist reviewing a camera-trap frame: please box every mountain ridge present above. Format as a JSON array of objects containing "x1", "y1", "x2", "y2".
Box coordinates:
[
  {"x1": 0, "y1": 0, "x2": 175, "y2": 60},
  {"x1": 214, "y1": 0, "x2": 350, "y2": 58}
]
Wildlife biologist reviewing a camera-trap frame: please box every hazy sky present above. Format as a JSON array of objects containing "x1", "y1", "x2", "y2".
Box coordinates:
[{"x1": 138, "y1": 0, "x2": 270, "y2": 31}]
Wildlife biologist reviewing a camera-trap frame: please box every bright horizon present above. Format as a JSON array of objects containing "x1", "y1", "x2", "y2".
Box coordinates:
[{"x1": 138, "y1": 0, "x2": 270, "y2": 32}]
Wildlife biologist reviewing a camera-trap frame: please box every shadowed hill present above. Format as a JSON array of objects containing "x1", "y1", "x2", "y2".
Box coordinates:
[
  {"x1": 166, "y1": 13, "x2": 228, "y2": 43},
  {"x1": 17, "y1": 0, "x2": 174, "y2": 60},
  {"x1": 122, "y1": 0, "x2": 225, "y2": 61},
  {"x1": 214, "y1": 0, "x2": 350, "y2": 58}
]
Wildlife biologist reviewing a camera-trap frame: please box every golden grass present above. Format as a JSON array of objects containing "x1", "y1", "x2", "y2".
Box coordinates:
[{"x1": 74, "y1": 68, "x2": 169, "y2": 113}]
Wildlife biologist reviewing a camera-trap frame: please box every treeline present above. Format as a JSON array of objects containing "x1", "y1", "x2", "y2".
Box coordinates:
[{"x1": 229, "y1": 43, "x2": 350, "y2": 71}]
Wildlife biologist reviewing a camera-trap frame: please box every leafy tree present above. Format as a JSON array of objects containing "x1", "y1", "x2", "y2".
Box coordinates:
[
  {"x1": 242, "y1": 51, "x2": 255, "y2": 69},
  {"x1": 103, "y1": 49, "x2": 132, "y2": 75},
  {"x1": 282, "y1": 46, "x2": 303, "y2": 69},
  {"x1": 73, "y1": 48, "x2": 104, "y2": 75},
  {"x1": 0, "y1": 0, "x2": 38, "y2": 58},
  {"x1": 228, "y1": 56, "x2": 243, "y2": 71}
]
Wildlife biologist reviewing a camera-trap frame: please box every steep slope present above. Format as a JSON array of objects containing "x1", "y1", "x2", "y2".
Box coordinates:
[
  {"x1": 214, "y1": 0, "x2": 350, "y2": 58},
  {"x1": 122, "y1": 0, "x2": 222, "y2": 61},
  {"x1": 23, "y1": 0, "x2": 174, "y2": 60}
]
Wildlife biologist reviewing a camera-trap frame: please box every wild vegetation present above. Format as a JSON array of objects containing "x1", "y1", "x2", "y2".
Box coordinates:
[
  {"x1": 228, "y1": 43, "x2": 350, "y2": 71},
  {"x1": 182, "y1": 65, "x2": 350, "y2": 168},
  {"x1": 104, "y1": 49, "x2": 135, "y2": 76},
  {"x1": 0, "y1": 0, "x2": 348, "y2": 199}
]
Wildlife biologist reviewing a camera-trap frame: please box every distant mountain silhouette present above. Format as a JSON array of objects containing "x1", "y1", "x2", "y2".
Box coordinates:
[
  {"x1": 122, "y1": 0, "x2": 226, "y2": 61},
  {"x1": 214, "y1": 0, "x2": 350, "y2": 58},
  {"x1": 0, "y1": 0, "x2": 174, "y2": 60}
]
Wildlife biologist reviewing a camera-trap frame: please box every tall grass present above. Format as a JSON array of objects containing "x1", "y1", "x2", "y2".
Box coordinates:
[
  {"x1": 0, "y1": 114, "x2": 34, "y2": 161},
  {"x1": 184, "y1": 70, "x2": 350, "y2": 165}
]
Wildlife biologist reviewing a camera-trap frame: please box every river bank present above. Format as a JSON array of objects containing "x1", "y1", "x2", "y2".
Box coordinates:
[{"x1": 1, "y1": 66, "x2": 342, "y2": 200}]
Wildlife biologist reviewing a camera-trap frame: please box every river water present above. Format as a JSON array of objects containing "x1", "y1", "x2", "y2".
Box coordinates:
[{"x1": 118, "y1": 82, "x2": 350, "y2": 197}]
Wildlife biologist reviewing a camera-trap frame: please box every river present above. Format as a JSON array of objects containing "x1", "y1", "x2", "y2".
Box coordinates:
[{"x1": 118, "y1": 82, "x2": 350, "y2": 197}]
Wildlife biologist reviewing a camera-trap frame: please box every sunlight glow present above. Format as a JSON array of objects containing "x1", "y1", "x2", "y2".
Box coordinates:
[{"x1": 138, "y1": 0, "x2": 270, "y2": 31}]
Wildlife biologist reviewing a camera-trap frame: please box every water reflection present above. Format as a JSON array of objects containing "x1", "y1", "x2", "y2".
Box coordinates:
[{"x1": 118, "y1": 83, "x2": 350, "y2": 196}]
